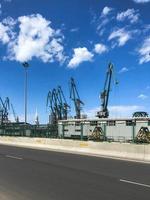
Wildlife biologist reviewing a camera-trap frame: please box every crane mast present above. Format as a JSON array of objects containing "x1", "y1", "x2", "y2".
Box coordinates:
[
  {"x1": 97, "y1": 63, "x2": 113, "y2": 118},
  {"x1": 57, "y1": 86, "x2": 70, "y2": 120},
  {"x1": 69, "y1": 77, "x2": 84, "y2": 119}
]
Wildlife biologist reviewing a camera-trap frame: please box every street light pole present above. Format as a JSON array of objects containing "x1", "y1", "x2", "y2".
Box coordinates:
[{"x1": 22, "y1": 62, "x2": 29, "y2": 125}]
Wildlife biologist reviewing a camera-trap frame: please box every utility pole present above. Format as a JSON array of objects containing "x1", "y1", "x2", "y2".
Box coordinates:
[{"x1": 22, "y1": 62, "x2": 29, "y2": 124}]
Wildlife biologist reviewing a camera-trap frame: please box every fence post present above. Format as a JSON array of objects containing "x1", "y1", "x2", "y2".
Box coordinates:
[
  {"x1": 62, "y1": 124, "x2": 64, "y2": 139},
  {"x1": 80, "y1": 123, "x2": 83, "y2": 141},
  {"x1": 132, "y1": 120, "x2": 135, "y2": 142},
  {"x1": 103, "y1": 123, "x2": 106, "y2": 140}
]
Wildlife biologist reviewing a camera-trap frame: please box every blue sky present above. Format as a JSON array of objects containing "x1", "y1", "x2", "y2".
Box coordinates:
[{"x1": 0, "y1": 0, "x2": 150, "y2": 123}]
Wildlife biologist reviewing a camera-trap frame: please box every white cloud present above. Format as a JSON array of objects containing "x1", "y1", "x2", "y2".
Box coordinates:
[
  {"x1": 96, "y1": 18, "x2": 109, "y2": 35},
  {"x1": 85, "y1": 107, "x2": 99, "y2": 119},
  {"x1": 94, "y1": 43, "x2": 108, "y2": 54},
  {"x1": 102, "y1": 6, "x2": 112, "y2": 16},
  {"x1": 108, "y1": 28, "x2": 132, "y2": 46},
  {"x1": 138, "y1": 94, "x2": 148, "y2": 100},
  {"x1": 117, "y1": 9, "x2": 139, "y2": 24},
  {"x1": 2, "y1": 16, "x2": 16, "y2": 27},
  {"x1": 68, "y1": 47, "x2": 93, "y2": 68},
  {"x1": 7, "y1": 14, "x2": 65, "y2": 63},
  {"x1": 85, "y1": 105, "x2": 144, "y2": 118},
  {"x1": 133, "y1": 0, "x2": 150, "y2": 3},
  {"x1": 48, "y1": 38, "x2": 65, "y2": 63},
  {"x1": 138, "y1": 36, "x2": 150, "y2": 64},
  {"x1": 119, "y1": 67, "x2": 129, "y2": 73},
  {"x1": 109, "y1": 105, "x2": 144, "y2": 118},
  {"x1": 0, "y1": 22, "x2": 11, "y2": 44},
  {"x1": 96, "y1": 6, "x2": 113, "y2": 36},
  {"x1": 0, "y1": 17, "x2": 16, "y2": 46},
  {"x1": 70, "y1": 28, "x2": 79, "y2": 32}
]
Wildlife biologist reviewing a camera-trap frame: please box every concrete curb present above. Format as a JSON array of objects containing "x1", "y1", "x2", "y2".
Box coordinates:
[{"x1": 0, "y1": 136, "x2": 150, "y2": 164}]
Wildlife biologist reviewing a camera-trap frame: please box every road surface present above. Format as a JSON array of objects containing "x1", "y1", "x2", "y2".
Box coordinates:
[{"x1": 0, "y1": 144, "x2": 149, "y2": 200}]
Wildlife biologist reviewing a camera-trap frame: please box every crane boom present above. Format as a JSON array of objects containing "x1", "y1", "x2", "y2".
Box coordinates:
[
  {"x1": 97, "y1": 63, "x2": 113, "y2": 118},
  {"x1": 69, "y1": 77, "x2": 84, "y2": 119}
]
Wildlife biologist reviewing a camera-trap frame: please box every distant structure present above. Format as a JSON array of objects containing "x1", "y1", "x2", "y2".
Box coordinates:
[
  {"x1": 132, "y1": 111, "x2": 149, "y2": 118},
  {"x1": 35, "y1": 108, "x2": 39, "y2": 125}
]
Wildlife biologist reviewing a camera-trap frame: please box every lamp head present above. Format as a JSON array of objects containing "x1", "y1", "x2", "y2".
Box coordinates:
[{"x1": 22, "y1": 62, "x2": 29, "y2": 68}]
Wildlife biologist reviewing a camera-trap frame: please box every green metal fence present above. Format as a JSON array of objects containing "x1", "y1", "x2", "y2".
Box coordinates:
[{"x1": 0, "y1": 123, "x2": 58, "y2": 138}]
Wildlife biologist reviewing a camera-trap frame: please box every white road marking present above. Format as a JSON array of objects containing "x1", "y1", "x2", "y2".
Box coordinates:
[
  {"x1": 120, "y1": 179, "x2": 150, "y2": 188},
  {"x1": 6, "y1": 155, "x2": 23, "y2": 160}
]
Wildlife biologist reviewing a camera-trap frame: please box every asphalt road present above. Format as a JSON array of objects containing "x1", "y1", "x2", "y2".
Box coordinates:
[{"x1": 0, "y1": 144, "x2": 149, "y2": 200}]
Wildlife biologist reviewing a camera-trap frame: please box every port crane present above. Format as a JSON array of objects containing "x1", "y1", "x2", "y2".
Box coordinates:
[
  {"x1": 52, "y1": 88, "x2": 61, "y2": 120},
  {"x1": 47, "y1": 87, "x2": 70, "y2": 123},
  {"x1": 11, "y1": 103, "x2": 19, "y2": 122},
  {"x1": 57, "y1": 86, "x2": 70, "y2": 120},
  {"x1": 69, "y1": 77, "x2": 84, "y2": 119},
  {"x1": 47, "y1": 89, "x2": 61, "y2": 123},
  {"x1": 0, "y1": 97, "x2": 10, "y2": 123},
  {"x1": 97, "y1": 63, "x2": 114, "y2": 118},
  {"x1": 47, "y1": 90, "x2": 57, "y2": 123}
]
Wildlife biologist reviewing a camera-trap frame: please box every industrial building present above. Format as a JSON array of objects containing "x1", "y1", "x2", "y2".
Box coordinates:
[
  {"x1": 55, "y1": 63, "x2": 150, "y2": 143},
  {"x1": 58, "y1": 117, "x2": 150, "y2": 142}
]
